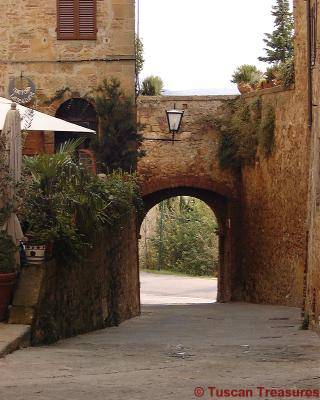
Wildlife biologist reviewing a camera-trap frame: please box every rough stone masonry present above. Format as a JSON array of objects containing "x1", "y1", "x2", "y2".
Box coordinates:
[{"x1": 1, "y1": 0, "x2": 320, "y2": 338}]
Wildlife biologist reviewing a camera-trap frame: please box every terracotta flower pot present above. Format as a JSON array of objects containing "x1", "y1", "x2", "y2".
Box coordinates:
[
  {"x1": 260, "y1": 81, "x2": 276, "y2": 90},
  {"x1": 237, "y1": 83, "x2": 254, "y2": 94},
  {"x1": 0, "y1": 272, "x2": 17, "y2": 321}
]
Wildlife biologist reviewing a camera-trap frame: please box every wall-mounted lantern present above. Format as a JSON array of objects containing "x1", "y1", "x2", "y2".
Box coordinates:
[{"x1": 166, "y1": 107, "x2": 184, "y2": 143}]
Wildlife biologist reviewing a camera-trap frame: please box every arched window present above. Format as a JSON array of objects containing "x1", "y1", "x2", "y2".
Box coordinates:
[{"x1": 55, "y1": 98, "x2": 98, "y2": 151}]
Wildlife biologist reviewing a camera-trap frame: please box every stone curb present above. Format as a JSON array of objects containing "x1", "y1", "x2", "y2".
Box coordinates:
[{"x1": 0, "y1": 326, "x2": 31, "y2": 358}]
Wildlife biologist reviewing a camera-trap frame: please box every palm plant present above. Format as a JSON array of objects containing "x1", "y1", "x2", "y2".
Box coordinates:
[{"x1": 24, "y1": 138, "x2": 84, "y2": 196}]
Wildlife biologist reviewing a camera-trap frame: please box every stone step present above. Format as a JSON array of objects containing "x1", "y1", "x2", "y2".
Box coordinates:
[{"x1": 0, "y1": 323, "x2": 30, "y2": 358}]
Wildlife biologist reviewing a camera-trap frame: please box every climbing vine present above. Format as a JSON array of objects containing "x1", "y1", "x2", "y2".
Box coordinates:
[
  {"x1": 259, "y1": 105, "x2": 276, "y2": 156},
  {"x1": 41, "y1": 87, "x2": 72, "y2": 106},
  {"x1": 199, "y1": 97, "x2": 276, "y2": 170}
]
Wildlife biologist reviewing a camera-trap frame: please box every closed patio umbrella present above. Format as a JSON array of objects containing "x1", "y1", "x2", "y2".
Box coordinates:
[{"x1": 1, "y1": 103, "x2": 24, "y2": 256}]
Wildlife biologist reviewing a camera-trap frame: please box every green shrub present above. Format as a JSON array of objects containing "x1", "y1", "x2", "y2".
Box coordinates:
[
  {"x1": 216, "y1": 98, "x2": 261, "y2": 170},
  {"x1": 231, "y1": 65, "x2": 263, "y2": 87},
  {"x1": 264, "y1": 66, "x2": 280, "y2": 83},
  {"x1": 277, "y1": 57, "x2": 295, "y2": 87},
  {"x1": 199, "y1": 97, "x2": 276, "y2": 170},
  {"x1": 22, "y1": 141, "x2": 142, "y2": 265},
  {"x1": 0, "y1": 231, "x2": 16, "y2": 273},
  {"x1": 141, "y1": 75, "x2": 164, "y2": 96}
]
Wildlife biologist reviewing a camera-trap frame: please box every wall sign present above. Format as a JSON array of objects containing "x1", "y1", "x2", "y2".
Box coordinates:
[{"x1": 8, "y1": 76, "x2": 36, "y2": 104}]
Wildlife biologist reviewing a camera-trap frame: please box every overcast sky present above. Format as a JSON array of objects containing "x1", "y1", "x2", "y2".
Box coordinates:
[{"x1": 138, "y1": 0, "x2": 291, "y2": 93}]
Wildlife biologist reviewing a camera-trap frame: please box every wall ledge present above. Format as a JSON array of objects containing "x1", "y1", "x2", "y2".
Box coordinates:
[{"x1": 242, "y1": 85, "x2": 295, "y2": 99}]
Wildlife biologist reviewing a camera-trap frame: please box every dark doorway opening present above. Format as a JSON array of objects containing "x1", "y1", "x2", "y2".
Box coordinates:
[{"x1": 55, "y1": 98, "x2": 98, "y2": 151}]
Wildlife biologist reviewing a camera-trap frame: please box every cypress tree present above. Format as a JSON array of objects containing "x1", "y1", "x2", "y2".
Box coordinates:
[
  {"x1": 92, "y1": 78, "x2": 144, "y2": 173},
  {"x1": 259, "y1": 0, "x2": 294, "y2": 64}
]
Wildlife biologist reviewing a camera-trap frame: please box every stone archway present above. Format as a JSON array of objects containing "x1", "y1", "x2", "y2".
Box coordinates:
[
  {"x1": 140, "y1": 178, "x2": 243, "y2": 303},
  {"x1": 55, "y1": 98, "x2": 98, "y2": 150}
]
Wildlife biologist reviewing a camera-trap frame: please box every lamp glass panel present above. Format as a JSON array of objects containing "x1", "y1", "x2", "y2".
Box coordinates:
[{"x1": 167, "y1": 110, "x2": 183, "y2": 132}]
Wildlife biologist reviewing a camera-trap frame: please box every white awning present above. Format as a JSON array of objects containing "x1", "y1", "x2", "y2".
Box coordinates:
[{"x1": 0, "y1": 97, "x2": 96, "y2": 133}]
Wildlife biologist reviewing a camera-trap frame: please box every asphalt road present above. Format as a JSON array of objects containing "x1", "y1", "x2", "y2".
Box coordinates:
[{"x1": 140, "y1": 271, "x2": 217, "y2": 304}]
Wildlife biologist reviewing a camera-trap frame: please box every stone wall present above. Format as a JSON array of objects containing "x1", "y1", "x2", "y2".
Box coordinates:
[
  {"x1": 306, "y1": 0, "x2": 320, "y2": 332},
  {"x1": 10, "y1": 214, "x2": 140, "y2": 344},
  {"x1": 236, "y1": 1, "x2": 309, "y2": 308},
  {"x1": 137, "y1": 96, "x2": 238, "y2": 199},
  {"x1": 241, "y1": 88, "x2": 309, "y2": 307}
]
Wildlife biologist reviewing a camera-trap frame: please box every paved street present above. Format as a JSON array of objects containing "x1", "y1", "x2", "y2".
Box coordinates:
[
  {"x1": 140, "y1": 271, "x2": 217, "y2": 304},
  {"x1": 0, "y1": 303, "x2": 319, "y2": 400}
]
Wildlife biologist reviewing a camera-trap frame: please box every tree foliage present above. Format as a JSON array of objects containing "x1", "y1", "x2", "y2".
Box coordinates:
[
  {"x1": 259, "y1": 0, "x2": 294, "y2": 64},
  {"x1": 135, "y1": 36, "x2": 145, "y2": 76},
  {"x1": 142, "y1": 197, "x2": 219, "y2": 276},
  {"x1": 91, "y1": 78, "x2": 144, "y2": 172},
  {"x1": 141, "y1": 75, "x2": 164, "y2": 96}
]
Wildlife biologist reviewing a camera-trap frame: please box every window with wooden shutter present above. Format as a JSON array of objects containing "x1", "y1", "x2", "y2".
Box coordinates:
[{"x1": 57, "y1": 0, "x2": 97, "y2": 40}]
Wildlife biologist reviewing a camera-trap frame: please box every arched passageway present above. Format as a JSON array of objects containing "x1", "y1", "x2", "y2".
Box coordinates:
[
  {"x1": 140, "y1": 195, "x2": 219, "y2": 304},
  {"x1": 140, "y1": 186, "x2": 242, "y2": 303}
]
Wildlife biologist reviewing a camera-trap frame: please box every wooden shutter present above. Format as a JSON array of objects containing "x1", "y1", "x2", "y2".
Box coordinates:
[
  {"x1": 79, "y1": 0, "x2": 97, "y2": 39},
  {"x1": 57, "y1": 0, "x2": 76, "y2": 39},
  {"x1": 57, "y1": 0, "x2": 96, "y2": 40}
]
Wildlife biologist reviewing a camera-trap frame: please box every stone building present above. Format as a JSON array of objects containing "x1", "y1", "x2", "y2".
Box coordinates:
[
  {"x1": 0, "y1": 0, "x2": 135, "y2": 154},
  {"x1": 306, "y1": 0, "x2": 320, "y2": 332}
]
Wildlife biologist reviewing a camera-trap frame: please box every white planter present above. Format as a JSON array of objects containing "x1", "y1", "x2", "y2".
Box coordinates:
[{"x1": 25, "y1": 244, "x2": 46, "y2": 265}]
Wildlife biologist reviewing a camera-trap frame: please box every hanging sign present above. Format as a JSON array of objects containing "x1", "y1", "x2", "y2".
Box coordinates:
[{"x1": 8, "y1": 76, "x2": 36, "y2": 104}]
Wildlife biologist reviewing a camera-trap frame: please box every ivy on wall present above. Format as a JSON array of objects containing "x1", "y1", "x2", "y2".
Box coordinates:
[{"x1": 199, "y1": 97, "x2": 276, "y2": 170}]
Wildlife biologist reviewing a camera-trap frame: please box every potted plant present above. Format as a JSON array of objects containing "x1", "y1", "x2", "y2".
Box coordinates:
[
  {"x1": 259, "y1": 66, "x2": 280, "y2": 89},
  {"x1": 22, "y1": 142, "x2": 83, "y2": 265},
  {"x1": 22, "y1": 189, "x2": 56, "y2": 265},
  {"x1": 231, "y1": 64, "x2": 264, "y2": 94},
  {"x1": 0, "y1": 231, "x2": 17, "y2": 320}
]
